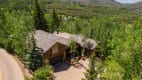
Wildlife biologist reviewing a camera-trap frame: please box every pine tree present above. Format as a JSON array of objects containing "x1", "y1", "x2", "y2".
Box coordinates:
[
  {"x1": 28, "y1": 34, "x2": 44, "y2": 71},
  {"x1": 0, "y1": 8, "x2": 7, "y2": 47},
  {"x1": 0, "y1": 9, "x2": 14, "y2": 52},
  {"x1": 33, "y1": 0, "x2": 48, "y2": 31},
  {"x1": 52, "y1": 7, "x2": 61, "y2": 32},
  {"x1": 0, "y1": 8, "x2": 6, "y2": 38}
]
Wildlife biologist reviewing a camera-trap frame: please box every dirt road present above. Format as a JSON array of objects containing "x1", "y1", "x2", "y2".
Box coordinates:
[{"x1": 0, "y1": 49, "x2": 25, "y2": 80}]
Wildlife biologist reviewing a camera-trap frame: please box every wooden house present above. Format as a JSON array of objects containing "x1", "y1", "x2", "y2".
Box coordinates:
[{"x1": 34, "y1": 30, "x2": 97, "y2": 64}]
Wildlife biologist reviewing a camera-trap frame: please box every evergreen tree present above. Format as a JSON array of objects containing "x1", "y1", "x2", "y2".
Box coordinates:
[
  {"x1": 0, "y1": 9, "x2": 14, "y2": 52},
  {"x1": 33, "y1": 0, "x2": 48, "y2": 31},
  {"x1": 52, "y1": 7, "x2": 61, "y2": 32},
  {"x1": 0, "y1": 8, "x2": 7, "y2": 47},
  {"x1": 28, "y1": 34, "x2": 44, "y2": 71},
  {"x1": 0, "y1": 9, "x2": 6, "y2": 27}
]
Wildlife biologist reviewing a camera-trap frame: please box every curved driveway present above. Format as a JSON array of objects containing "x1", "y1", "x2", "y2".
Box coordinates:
[
  {"x1": 0, "y1": 49, "x2": 25, "y2": 80},
  {"x1": 0, "y1": 68, "x2": 2, "y2": 80}
]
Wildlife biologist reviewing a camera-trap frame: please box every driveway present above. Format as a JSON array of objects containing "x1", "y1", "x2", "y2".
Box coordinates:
[
  {"x1": 53, "y1": 59, "x2": 89, "y2": 80},
  {"x1": 0, "y1": 68, "x2": 2, "y2": 80},
  {"x1": 0, "y1": 49, "x2": 25, "y2": 80}
]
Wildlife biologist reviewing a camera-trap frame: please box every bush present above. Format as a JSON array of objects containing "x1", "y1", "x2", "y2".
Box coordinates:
[{"x1": 32, "y1": 65, "x2": 53, "y2": 80}]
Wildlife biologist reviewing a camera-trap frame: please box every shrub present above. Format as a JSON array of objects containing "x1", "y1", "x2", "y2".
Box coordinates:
[{"x1": 32, "y1": 65, "x2": 53, "y2": 80}]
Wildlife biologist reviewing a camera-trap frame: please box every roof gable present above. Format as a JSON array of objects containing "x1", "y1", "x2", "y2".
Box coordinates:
[{"x1": 34, "y1": 30, "x2": 68, "y2": 53}]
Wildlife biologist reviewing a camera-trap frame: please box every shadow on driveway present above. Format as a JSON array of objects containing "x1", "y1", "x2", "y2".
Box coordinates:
[
  {"x1": 53, "y1": 59, "x2": 89, "y2": 80},
  {"x1": 53, "y1": 62, "x2": 71, "y2": 72}
]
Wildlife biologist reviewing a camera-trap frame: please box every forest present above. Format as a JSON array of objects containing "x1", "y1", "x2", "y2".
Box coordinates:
[{"x1": 0, "y1": 0, "x2": 142, "y2": 80}]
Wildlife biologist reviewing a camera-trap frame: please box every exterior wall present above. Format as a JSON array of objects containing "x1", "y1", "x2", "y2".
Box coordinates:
[
  {"x1": 43, "y1": 43, "x2": 67, "y2": 64},
  {"x1": 43, "y1": 42, "x2": 95, "y2": 64}
]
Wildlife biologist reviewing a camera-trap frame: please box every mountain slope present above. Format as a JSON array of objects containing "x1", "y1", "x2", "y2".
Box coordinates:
[
  {"x1": 89, "y1": 0, "x2": 122, "y2": 7},
  {"x1": 61, "y1": 0, "x2": 142, "y2": 13},
  {"x1": 61, "y1": 0, "x2": 122, "y2": 6},
  {"x1": 1, "y1": 0, "x2": 142, "y2": 14},
  {"x1": 126, "y1": 1, "x2": 142, "y2": 13}
]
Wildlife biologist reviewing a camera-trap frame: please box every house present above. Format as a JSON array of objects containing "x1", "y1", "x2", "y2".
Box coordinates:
[{"x1": 34, "y1": 30, "x2": 97, "y2": 64}]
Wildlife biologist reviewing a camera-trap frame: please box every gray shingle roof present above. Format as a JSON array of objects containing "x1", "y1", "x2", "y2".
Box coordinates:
[
  {"x1": 34, "y1": 30, "x2": 68, "y2": 53},
  {"x1": 34, "y1": 30, "x2": 97, "y2": 53},
  {"x1": 55, "y1": 32, "x2": 97, "y2": 50}
]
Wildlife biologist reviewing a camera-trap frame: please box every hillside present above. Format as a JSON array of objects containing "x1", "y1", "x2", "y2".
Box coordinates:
[
  {"x1": 126, "y1": 1, "x2": 142, "y2": 13},
  {"x1": 1, "y1": 0, "x2": 142, "y2": 14},
  {"x1": 60, "y1": 0, "x2": 142, "y2": 13},
  {"x1": 60, "y1": 0, "x2": 121, "y2": 6},
  {"x1": 0, "y1": 0, "x2": 139, "y2": 18}
]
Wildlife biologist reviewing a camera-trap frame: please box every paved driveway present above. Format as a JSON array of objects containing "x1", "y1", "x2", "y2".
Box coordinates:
[
  {"x1": 0, "y1": 68, "x2": 2, "y2": 80},
  {"x1": 0, "y1": 49, "x2": 24, "y2": 80},
  {"x1": 53, "y1": 59, "x2": 89, "y2": 80}
]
